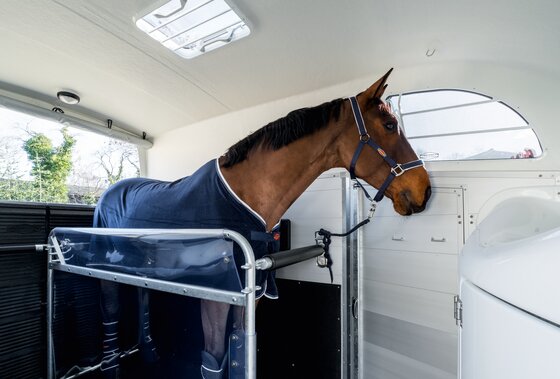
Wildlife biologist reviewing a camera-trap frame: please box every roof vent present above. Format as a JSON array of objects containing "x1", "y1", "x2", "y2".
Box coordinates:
[{"x1": 136, "y1": 0, "x2": 251, "y2": 59}]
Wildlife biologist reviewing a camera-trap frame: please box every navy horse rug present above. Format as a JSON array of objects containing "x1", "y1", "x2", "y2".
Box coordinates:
[{"x1": 93, "y1": 158, "x2": 280, "y2": 299}]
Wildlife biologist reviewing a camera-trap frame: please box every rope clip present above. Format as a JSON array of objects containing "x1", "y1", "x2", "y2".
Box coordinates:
[{"x1": 368, "y1": 201, "x2": 378, "y2": 220}]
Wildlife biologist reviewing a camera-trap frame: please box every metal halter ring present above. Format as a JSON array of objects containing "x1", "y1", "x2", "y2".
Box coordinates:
[
  {"x1": 391, "y1": 164, "x2": 405, "y2": 176},
  {"x1": 360, "y1": 133, "x2": 370, "y2": 142}
]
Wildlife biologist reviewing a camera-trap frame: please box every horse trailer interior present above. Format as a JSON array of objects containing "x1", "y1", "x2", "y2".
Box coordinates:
[{"x1": 1, "y1": 1, "x2": 559, "y2": 378}]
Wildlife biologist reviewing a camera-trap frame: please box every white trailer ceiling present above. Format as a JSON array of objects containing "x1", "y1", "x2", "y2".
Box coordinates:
[{"x1": 0, "y1": 0, "x2": 559, "y2": 142}]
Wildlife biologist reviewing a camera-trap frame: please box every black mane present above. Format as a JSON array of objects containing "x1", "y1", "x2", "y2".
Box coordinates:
[{"x1": 222, "y1": 98, "x2": 344, "y2": 167}]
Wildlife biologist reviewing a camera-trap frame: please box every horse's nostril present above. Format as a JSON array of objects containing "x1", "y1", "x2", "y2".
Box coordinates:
[{"x1": 424, "y1": 186, "x2": 432, "y2": 204}]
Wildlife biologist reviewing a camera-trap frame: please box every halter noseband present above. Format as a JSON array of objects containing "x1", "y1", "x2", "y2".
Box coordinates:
[{"x1": 348, "y1": 96, "x2": 424, "y2": 203}]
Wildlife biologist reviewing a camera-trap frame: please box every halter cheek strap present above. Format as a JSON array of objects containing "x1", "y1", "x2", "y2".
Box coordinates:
[{"x1": 347, "y1": 96, "x2": 424, "y2": 202}]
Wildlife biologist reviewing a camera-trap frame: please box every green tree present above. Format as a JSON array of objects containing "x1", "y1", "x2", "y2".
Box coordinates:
[{"x1": 23, "y1": 128, "x2": 75, "y2": 202}]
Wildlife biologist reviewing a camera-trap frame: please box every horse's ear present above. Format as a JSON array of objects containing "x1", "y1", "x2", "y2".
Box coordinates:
[{"x1": 363, "y1": 68, "x2": 393, "y2": 100}]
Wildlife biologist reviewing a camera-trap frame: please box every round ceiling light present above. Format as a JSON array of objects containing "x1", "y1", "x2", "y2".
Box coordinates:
[{"x1": 57, "y1": 91, "x2": 80, "y2": 105}]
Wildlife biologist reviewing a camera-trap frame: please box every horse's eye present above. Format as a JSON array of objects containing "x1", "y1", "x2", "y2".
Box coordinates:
[{"x1": 384, "y1": 122, "x2": 396, "y2": 131}]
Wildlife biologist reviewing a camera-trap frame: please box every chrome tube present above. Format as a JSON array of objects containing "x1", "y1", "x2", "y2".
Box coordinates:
[
  {"x1": 49, "y1": 263, "x2": 246, "y2": 305},
  {"x1": 223, "y1": 230, "x2": 256, "y2": 379},
  {"x1": 47, "y1": 249, "x2": 54, "y2": 379}
]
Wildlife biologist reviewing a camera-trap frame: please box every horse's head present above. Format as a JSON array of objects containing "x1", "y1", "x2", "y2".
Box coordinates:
[{"x1": 337, "y1": 69, "x2": 431, "y2": 215}]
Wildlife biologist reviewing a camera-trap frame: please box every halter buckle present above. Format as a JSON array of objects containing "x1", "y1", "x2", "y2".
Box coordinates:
[{"x1": 391, "y1": 164, "x2": 405, "y2": 176}]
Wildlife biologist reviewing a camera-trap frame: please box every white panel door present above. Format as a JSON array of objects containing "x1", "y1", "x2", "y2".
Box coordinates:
[{"x1": 359, "y1": 187, "x2": 464, "y2": 379}]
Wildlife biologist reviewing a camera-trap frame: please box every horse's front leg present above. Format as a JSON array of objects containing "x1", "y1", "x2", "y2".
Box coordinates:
[{"x1": 200, "y1": 299, "x2": 230, "y2": 379}]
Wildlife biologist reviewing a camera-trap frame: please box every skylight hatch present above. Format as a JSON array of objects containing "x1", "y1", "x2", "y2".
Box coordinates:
[{"x1": 136, "y1": 0, "x2": 250, "y2": 59}]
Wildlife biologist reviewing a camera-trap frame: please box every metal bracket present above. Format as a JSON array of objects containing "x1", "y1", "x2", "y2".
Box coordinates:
[
  {"x1": 314, "y1": 231, "x2": 325, "y2": 247},
  {"x1": 316, "y1": 254, "x2": 328, "y2": 268},
  {"x1": 49, "y1": 236, "x2": 66, "y2": 264},
  {"x1": 367, "y1": 201, "x2": 377, "y2": 219},
  {"x1": 454, "y1": 295, "x2": 463, "y2": 327}
]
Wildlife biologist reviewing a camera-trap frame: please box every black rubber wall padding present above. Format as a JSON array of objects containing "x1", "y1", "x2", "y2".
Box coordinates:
[
  {"x1": 0, "y1": 202, "x2": 46, "y2": 245},
  {"x1": 0, "y1": 202, "x2": 95, "y2": 379},
  {"x1": 279, "y1": 218, "x2": 291, "y2": 251},
  {"x1": 0, "y1": 246, "x2": 46, "y2": 379},
  {"x1": 48, "y1": 204, "x2": 96, "y2": 229},
  {"x1": 257, "y1": 279, "x2": 342, "y2": 379}
]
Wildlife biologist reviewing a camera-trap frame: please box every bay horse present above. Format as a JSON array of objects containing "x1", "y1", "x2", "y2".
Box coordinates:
[{"x1": 93, "y1": 69, "x2": 431, "y2": 378}]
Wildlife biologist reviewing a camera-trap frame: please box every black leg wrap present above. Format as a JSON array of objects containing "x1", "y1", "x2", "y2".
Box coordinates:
[
  {"x1": 139, "y1": 313, "x2": 159, "y2": 363},
  {"x1": 101, "y1": 321, "x2": 120, "y2": 377},
  {"x1": 138, "y1": 288, "x2": 159, "y2": 364},
  {"x1": 200, "y1": 351, "x2": 227, "y2": 379}
]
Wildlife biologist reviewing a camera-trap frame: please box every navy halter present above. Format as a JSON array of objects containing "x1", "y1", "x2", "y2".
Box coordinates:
[{"x1": 348, "y1": 96, "x2": 424, "y2": 203}]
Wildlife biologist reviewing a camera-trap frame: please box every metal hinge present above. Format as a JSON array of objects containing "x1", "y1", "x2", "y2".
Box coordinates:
[{"x1": 454, "y1": 295, "x2": 463, "y2": 327}]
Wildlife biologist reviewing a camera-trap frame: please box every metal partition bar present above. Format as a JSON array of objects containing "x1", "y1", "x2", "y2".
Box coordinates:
[
  {"x1": 224, "y1": 230, "x2": 257, "y2": 379},
  {"x1": 46, "y1": 228, "x2": 257, "y2": 379},
  {"x1": 49, "y1": 262, "x2": 248, "y2": 305},
  {"x1": 342, "y1": 174, "x2": 360, "y2": 379}
]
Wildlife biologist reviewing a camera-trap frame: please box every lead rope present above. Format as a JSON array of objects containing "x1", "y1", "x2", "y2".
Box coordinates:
[{"x1": 315, "y1": 199, "x2": 377, "y2": 283}]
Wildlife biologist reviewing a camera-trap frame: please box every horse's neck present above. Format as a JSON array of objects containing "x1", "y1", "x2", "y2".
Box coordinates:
[{"x1": 219, "y1": 127, "x2": 342, "y2": 231}]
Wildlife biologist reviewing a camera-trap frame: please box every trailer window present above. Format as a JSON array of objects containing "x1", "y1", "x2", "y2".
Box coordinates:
[
  {"x1": 386, "y1": 89, "x2": 542, "y2": 161},
  {"x1": 0, "y1": 106, "x2": 140, "y2": 205}
]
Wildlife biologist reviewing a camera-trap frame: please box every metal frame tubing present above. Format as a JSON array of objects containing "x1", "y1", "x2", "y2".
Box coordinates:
[
  {"x1": 47, "y1": 255, "x2": 55, "y2": 379},
  {"x1": 46, "y1": 228, "x2": 258, "y2": 379}
]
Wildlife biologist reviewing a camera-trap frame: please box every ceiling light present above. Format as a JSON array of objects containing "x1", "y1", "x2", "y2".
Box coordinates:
[
  {"x1": 136, "y1": 0, "x2": 251, "y2": 59},
  {"x1": 57, "y1": 91, "x2": 80, "y2": 105}
]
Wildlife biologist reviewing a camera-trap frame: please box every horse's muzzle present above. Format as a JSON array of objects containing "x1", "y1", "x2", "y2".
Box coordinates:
[{"x1": 400, "y1": 185, "x2": 431, "y2": 215}]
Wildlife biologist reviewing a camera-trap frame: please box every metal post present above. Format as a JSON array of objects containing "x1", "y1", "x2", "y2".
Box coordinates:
[
  {"x1": 47, "y1": 248, "x2": 54, "y2": 379},
  {"x1": 341, "y1": 174, "x2": 360, "y2": 379},
  {"x1": 224, "y1": 230, "x2": 257, "y2": 379}
]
